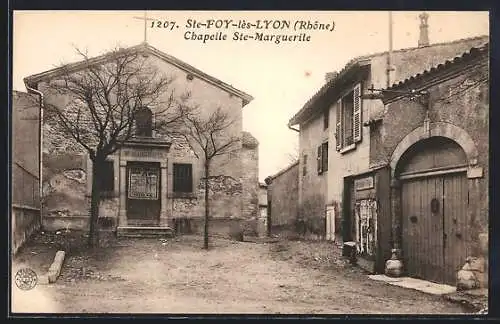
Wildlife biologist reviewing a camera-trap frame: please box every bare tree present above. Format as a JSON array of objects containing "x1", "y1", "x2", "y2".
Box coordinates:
[
  {"x1": 43, "y1": 47, "x2": 190, "y2": 247},
  {"x1": 181, "y1": 107, "x2": 240, "y2": 249},
  {"x1": 285, "y1": 142, "x2": 300, "y2": 163}
]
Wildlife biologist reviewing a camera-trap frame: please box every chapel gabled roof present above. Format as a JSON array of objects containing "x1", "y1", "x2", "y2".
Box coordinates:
[{"x1": 24, "y1": 42, "x2": 254, "y2": 107}]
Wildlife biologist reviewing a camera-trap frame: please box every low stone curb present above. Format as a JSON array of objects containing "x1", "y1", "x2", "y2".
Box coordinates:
[
  {"x1": 47, "y1": 251, "x2": 66, "y2": 283},
  {"x1": 442, "y1": 289, "x2": 488, "y2": 313}
]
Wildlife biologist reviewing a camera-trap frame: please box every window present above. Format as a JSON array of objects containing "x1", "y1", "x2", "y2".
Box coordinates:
[
  {"x1": 335, "y1": 83, "x2": 362, "y2": 151},
  {"x1": 317, "y1": 142, "x2": 328, "y2": 174},
  {"x1": 302, "y1": 154, "x2": 308, "y2": 176},
  {"x1": 100, "y1": 160, "x2": 114, "y2": 193},
  {"x1": 173, "y1": 163, "x2": 193, "y2": 193},
  {"x1": 135, "y1": 107, "x2": 153, "y2": 137},
  {"x1": 323, "y1": 108, "x2": 329, "y2": 130}
]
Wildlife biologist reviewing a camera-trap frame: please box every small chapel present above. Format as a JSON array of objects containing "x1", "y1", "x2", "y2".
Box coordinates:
[{"x1": 23, "y1": 41, "x2": 260, "y2": 237}]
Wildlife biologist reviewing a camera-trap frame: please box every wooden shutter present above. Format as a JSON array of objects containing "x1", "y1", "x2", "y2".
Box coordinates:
[
  {"x1": 353, "y1": 83, "x2": 362, "y2": 143},
  {"x1": 322, "y1": 142, "x2": 328, "y2": 172},
  {"x1": 317, "y1": 146, "x2": 322, "y2": 174},
  {"x1": 335, "y1": 98, "x2": 342, "y2": 151}
]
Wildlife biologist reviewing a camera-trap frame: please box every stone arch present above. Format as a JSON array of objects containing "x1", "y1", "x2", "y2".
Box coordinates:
[{"x1": 390, "y1": 122, "x2": 478, "y2": 178}]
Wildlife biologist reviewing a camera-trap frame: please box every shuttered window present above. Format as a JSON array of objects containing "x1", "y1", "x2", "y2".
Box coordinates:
[
  {"x1": 317, "y1": 146, "x2": 322, "y2": 174},
  {"x1": 173, "y1": 163, "x2": 193, "y2": 193},
  {"x1": 317, "y1": 142, "x2": 328, "y2": 175},
  {"x1": 335, "y1": 83, "x2": 362, "y2": 151},
  {"x1": 323, "y1": 108, "x2": 329, "y2": 129},
  {"x1": 322, "y1": 142, "x2": 328, "y2": 172}
]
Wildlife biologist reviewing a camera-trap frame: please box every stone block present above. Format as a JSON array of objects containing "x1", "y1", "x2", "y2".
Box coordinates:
[
  {"x1": 467, "y1": 167, "x2": 483, "y2": 179},
  {"x1": 457, "y1": 269, "x2": 479, "y2": 291},
  {"x1": 467, "y1": 257, "x2": 485, "y2": 273},
  {"x1": 48, "y1": 250, "x2": 65, "y2": 283}
]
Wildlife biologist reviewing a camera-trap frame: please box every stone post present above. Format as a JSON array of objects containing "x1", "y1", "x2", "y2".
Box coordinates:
[
  {"x1": 160, "y1": 161, "x2": 169, "y2": 227},
  {"x1": 118, "y1": 160, "x2": 127, "y2": 227},
  {"x1": 390, "y1": 179, "x2": 402, "y2": 252},
  {"x1": 385, "y1": 178, "x2": 404, "y2": 277}
]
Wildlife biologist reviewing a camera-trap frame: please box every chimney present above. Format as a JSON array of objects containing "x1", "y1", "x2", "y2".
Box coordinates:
[
  {"x1": 418, "y1": 12, "x2": 430, "y2": 47},
  {"x1": 325, "y1": 71, "x2": 338, "y2": 83}
]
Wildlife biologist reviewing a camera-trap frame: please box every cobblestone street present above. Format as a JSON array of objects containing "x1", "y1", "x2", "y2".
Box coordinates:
[{"x1": 11, "y1": 233, "x2": 470, "y2": 314}]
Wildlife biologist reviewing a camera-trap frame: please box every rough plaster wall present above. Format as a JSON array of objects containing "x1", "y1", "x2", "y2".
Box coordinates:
[
  {"x1": 371, "y1": 60, "x2": 489, "y2": 261},
  {"x1": 369, "y1": 36, "x2": 488, "y2": 117},
  {"x1": 269, "y1": 163, "x2": 299, "y2": 227},
  {"x1": 298, "y1": 117, "x2": 327, "y2": 220},
  {"x1": 12, "y1": 91, "x2": 40, "y2": 175},
  {"x1": 240, "y1": 145, "x2": 259, "y2": 222},
  {"x1": 258, "y1": 186, "x2": 267, "y2": 206},
  {"x1": 371, "y1": 63, "x2": 488, "y2": 173},
  {"x1": 325, "y1": 86, "x2": 371, "y2": 207}
]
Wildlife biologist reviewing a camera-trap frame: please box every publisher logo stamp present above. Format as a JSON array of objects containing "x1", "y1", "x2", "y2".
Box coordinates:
[{"x1": 15, "y1": 268, "x2": 38, "y2": 290}]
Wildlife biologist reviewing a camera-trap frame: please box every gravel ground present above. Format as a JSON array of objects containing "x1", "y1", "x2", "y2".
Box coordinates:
[{"x1": 11, "y1": 231, "x2": 470, "y2": 315}]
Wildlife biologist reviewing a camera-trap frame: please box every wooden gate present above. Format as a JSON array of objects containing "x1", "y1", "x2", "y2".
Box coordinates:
[
  {"x1": 398, "y1": 137, "x2": 470, "y2": 285},
  {"x1": 126, "y1": 162, "x2": 161, "y2": 226},
  {"x1": 401, "y1": 171, "x2": 468, "y2": 285}
]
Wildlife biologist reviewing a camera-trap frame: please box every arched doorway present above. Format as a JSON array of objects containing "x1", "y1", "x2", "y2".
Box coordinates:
[{"x1": 396, "y1": 136, "x2": 469, "y2": 285}]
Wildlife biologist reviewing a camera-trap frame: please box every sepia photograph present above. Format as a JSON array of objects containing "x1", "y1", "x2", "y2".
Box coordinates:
[{"x1": 10, "y1": 10, "x2": 489, "y2": 315}]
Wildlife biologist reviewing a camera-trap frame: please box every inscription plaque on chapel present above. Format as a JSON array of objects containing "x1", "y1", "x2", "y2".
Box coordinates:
[
  {"x1": 128, "y1": 168, "x2": 159, "y2": 199},
  {"x1": 123, "y1": 149, "x2": 165, "y2": 159}
]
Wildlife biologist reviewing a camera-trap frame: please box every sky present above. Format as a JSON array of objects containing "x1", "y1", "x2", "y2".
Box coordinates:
[{"x1": 12, "y1": 11, "x2": 489, "y2": 181}]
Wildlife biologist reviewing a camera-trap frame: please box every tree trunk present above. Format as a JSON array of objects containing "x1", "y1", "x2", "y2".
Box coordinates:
[
  {"x1": 88, "y1": 157, "x2": 104, "y2": 248},
  {"x1": 203, "y1": 161, "x2": 210, "y2": 250}
]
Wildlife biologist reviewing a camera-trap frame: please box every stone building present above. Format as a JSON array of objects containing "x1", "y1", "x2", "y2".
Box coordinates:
[
  {"x1": 11, "y1": 91, "x2": 41, "y2": 254},
  {"x1": 24, "y1": 42, "x2": 259, "y2": 237},
  {"x1": 375, "y1": 43, "x2": 489, "y2": 287},
  {"x1": 286, "y1": 13, "x2": 488, "y2": 275}
]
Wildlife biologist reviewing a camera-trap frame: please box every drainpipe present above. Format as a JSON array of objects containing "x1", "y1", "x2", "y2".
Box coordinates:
[
  {"x1": 24, "y1": 81, "x2": 44, "y2": 216},
  {"x1": 288, "y1": 124, "x2": 299, "y2": 133}
]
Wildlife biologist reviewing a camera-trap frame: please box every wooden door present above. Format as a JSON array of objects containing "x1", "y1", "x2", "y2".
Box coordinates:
[
  {"x1": 402, "y1": 176, "x2": 445, "y2": 283},
  {"x1": 442, "y1": 172, "x2": 469, "y2": 285},
  {"x1": 126, "y1": 162, "x2": 161, "y2": 226},
  {"x1": 402, "y1": 172, "x2": 468, "y2": 285}
]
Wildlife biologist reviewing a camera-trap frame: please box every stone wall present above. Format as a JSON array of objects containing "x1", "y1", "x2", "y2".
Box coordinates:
[
  {"x1": 240, "y1": 132, "x2": 259, "y2": 232},
  {"x1": 267, "y1": 162, "x2": 299, "y2": 231},
  {"x1": 12, "y1": 91, "x2": 41, "y2": 254}
]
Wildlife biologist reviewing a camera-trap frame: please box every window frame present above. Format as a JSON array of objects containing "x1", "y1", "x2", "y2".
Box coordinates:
[
  {"x1": 173, "y1": 163, "x2": 193, "y2": 193},
  {"x1": 335, "y1": 83, "x2": 362, "y2": 153},
  {"x1": 323, "y1": 108, "x2": 329, "y2": 130},
  {"x1": 317, "y1": 141, "x2": 328, "y2": 175},
  {"x1": 135, "y1": 107, "x2": 154, "y2": 137}
]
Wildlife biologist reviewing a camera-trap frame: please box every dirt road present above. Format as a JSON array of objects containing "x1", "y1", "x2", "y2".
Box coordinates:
[{"x1": 12, "y1": 234, "x2": 468, "y2": 314}]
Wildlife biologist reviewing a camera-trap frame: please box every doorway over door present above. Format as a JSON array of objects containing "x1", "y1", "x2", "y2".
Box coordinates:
[
  {"x1": 126, "y1": 161, "x2": 161, "y2": 226},
  {"x1": 397, "y1": 136, "x2": 469, "y2": 285}
]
